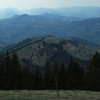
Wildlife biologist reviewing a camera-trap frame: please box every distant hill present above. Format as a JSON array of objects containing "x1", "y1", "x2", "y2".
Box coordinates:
[
  {"x1": 55, "y1": 6, "x2": 100, "y2": 18},
  {"x1": 64, "y1": 18, "x2": 100, "y2": 44},
  {"x1": 1, "y1": 6, "x2": 100, "y2": 19},
  {"x1": 0, "y1": 8, "x2": 20, "y2": 19},
  {"x1": 65, "y1": 37, "x2": 100, "y2": 47},
  {"x1": 0, "y1": 14, "x2": 100, "y2": 46},
  {"x1": 25, "y1": 6, "x2": 100, "y2": 18},
  {"x1": 0, "y1": 14, "x2": 84, "y2": 46},
  {"x1": 31, "y1": 13, "x2": 83, "y2": 22},
  {"x1": 3, "y1": 36, "x2": 100, "y2": 71}
]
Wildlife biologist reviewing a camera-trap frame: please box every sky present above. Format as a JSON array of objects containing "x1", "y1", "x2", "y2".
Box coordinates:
[{"x1": 0, "y1": 0, "x2": 100, "y2": 10}]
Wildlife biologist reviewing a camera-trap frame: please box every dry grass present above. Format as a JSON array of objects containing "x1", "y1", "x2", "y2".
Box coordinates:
[{"x1": 0, "y1": 90, "x2": 99, "y2": 100}]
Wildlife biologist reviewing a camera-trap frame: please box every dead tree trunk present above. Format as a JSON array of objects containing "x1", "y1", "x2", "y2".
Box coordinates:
[{"x1": 54, "y1": 75, "x2": 59, "y2": 97}]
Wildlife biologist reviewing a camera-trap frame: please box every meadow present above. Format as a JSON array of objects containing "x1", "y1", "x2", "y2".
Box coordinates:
[{"x1": 0, "y1": 90, "x2": 100, "y2": 100}]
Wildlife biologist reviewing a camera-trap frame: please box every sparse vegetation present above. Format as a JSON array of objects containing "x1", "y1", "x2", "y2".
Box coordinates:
[{"x1": 14, "y1": 36, "x2": 100, "y2": 67}]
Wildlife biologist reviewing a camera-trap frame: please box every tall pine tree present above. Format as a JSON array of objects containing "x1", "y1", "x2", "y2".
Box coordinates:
[
  {"x1": 0, "y1": 51, "x2": 11, "y2": 90},
  {"x1": 85, "y1": 51, "x2": 100, "y2": 90},
  {"x1": 22, "y1": 65, "x2": 31, "y2": 89},
  {"x1": 67, "y1": 56, "x2": 84, "y2": 90},
  {"x1": 58, "y1": 62, "x2": 67, "y2": 90},
  {"x1": 33, "y1": 69, "x2": 43, "y2": 90},
  {"x1": 10, "y1": 51, "x2": 22, "y2": 89},
  {"x1": 43, "y1": 59, "x2": 51, "y2": 89}
]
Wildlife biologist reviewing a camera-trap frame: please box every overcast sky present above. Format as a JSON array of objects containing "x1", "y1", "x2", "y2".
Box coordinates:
[{"x1": 0, "y1": 0, "x2": 100, "y2": 10}]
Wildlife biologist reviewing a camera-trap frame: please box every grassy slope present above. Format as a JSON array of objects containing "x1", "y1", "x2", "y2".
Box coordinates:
[
  {"x1": 17, "y1": 37, "x2": 60, "y2": 66},
  {"x1": 16, "y1": 37, "x2": 100, "y2": 66},
  {"x1": 0, "y1": 90, "x2": 100, "y2": 100}
]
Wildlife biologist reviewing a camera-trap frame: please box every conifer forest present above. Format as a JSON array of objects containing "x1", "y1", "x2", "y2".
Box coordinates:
[{"x1": 0, "y1": 51, "x2": 100, "y2": 91}]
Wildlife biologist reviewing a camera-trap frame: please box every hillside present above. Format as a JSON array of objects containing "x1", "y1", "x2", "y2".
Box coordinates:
[
  {"x1": 4, "y1": 36, "x2": 100, "y2": 70},
  {"x1": 65, "y1": 37, "x2": 100, "y2": 47},
  {"x1": 0, "y1": 14, "x2": 83, "y2": 46},
  {"x1": 0, "y1": 14, "x2": 100, "y2": 46}
]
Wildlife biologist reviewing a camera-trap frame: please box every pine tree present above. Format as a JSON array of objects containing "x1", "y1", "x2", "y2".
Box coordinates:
[
  {"x1": 43, "y1": 59, "x2": 51, "y2": 89},
  {"x1": 85, "y1": 51, "x2": 100, "y2": 90},
  {"x1": 68, "y1": 55, "x2": 74, "y2": 69},
  {"x1": 71, "y1": 61, "x2": 84, "y2": 89},
  {"x1": 67, "y1": 56, "x2": 84, "y2": 90},
  {"x1": 10, "y1": 51, "x2": 22, "y2": 89},
  {"x1": 0, "y1": 51, "x2": 11, "y2": 89},
  {"x1": 58, "y1": 62, "x2": 66, "y2": 90},
  {"x1": 22, "y1": 65, "x2": 31, "y2": 89},
  {"x1": 33, "y1": 69, "x2": 43, "y2": 90}
]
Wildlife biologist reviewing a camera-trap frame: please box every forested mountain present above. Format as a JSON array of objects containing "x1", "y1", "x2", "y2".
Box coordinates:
[
  {"x1": 0, "y1": 14, "x2": 100, "y2": 46},
  {"x1": 0, "y1": 14, "x2": 84, "y2": 46},
  {"x1": 65, "y1": 37, "x2": 100, "y2": 47},
  {"x1": 2, "y1": 36, "x2": 100, "y2": 72}
]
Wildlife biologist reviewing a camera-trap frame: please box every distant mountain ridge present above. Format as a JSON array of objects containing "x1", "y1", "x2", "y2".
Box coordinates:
[
  {"x1": 0, "y1": 6, "x2": 100, "y2": 19},
  {"x1": 3, "y1": 36, "x2": 99, "y2": 53},
  {"x1": 65, "y1": 37, "x2": 100, "y2": 47},
  {"x1": 0, "y1": 14, "x2": 100, "y2": 46},
  {"x1": 0, "y1": 8, "x2": 20, "y2": 19},
  {"x1": 0, "y1": 14, "x2": 84, "y2": 46}
]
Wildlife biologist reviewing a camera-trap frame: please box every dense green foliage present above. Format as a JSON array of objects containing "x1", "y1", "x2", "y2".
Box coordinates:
[
  {"x1": 85, "y1": 51, "x2": 100, "y2": 90},
  {"x1": 0, "y1": 51, "x2": 100, "y2": 90}
]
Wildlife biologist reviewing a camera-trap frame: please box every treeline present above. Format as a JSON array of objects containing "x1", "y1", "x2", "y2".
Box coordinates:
[{"x1": 0, "y1": 51, "x2": 100, "y2": 91}]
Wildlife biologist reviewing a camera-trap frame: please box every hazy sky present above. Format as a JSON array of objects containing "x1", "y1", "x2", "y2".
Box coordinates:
[{"x1": 0, "y1": 0, "x2": 100, "y2": 10}]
